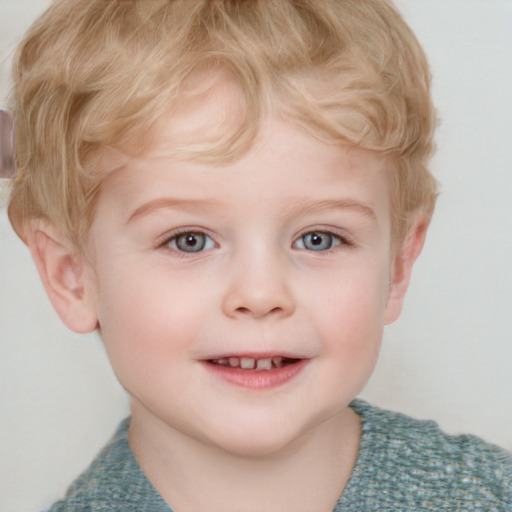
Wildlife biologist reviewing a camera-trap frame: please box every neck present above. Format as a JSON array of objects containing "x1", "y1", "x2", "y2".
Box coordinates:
[{"x1": 128, "y1": 402, "x2": 361, "y2": 512}]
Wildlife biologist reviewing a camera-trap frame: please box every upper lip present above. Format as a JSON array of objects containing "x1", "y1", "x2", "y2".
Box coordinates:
[{"x1": 202, "y1": 352, "x2": 306, "y2": 361}]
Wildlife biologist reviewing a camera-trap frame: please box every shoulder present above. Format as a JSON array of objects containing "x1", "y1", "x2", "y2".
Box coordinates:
[
  {"x1": 44, "y1": 418, "x2": 171, "y2": 512},
  {"x1": 342, "y1": 400, "x2": 512, "y2": 511}
]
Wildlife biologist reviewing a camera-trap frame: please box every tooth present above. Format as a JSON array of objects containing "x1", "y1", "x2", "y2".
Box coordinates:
[
  {"x1": 229, "y1": 357, "x2": 240, "y2": 367},
  {"x1": 256, "y1": 358, "x2": 272, "y2": 370},
  {"x1": 240, "y1": 357, "x2": 256, "y2": 369},
  {"x1": 272, "y1": 357, "x2": 283, "y2": 369},
  {"x1": 217, "y1": 358, "x2": 228, "y2": 366}
]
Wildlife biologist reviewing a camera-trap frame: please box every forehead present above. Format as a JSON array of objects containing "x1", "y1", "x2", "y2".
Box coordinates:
[
  {"x1": 94, "y1": 113, "x2": 391, "y2": 235},
  {"x1": 141, "y1": 69, "x2": 249, "y2": 160},
  {"x1": 90, "y1": 73, "x2": 393, "y2": 236}
]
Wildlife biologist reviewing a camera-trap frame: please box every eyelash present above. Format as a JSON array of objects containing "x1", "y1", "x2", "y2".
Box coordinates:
[
  {"x1": 157, "y1": 228, "x2": 353, "y2": 256},
  {"x1": 293, "y1": 229, "x2": 353, "y2": 253},
  {"x1": 157, "y1": 229, "x2": 217, "y2": 256}
]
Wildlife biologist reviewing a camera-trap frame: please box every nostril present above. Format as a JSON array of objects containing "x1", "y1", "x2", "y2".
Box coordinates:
[
  {"x1": 268, "y1": 306, "x2": 284, "y2": 315},
  {"x1": 223, "y1": 278, "x2": 295, "y2": 319},
  {"x1": 234, "y1": 305, "x2": 284, "y2": 318}
]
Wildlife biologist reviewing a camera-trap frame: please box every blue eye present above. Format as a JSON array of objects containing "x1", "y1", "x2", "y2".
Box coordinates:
[
  {"x1": 167, "y1": 232, "x2": 215, "y2": 253},
  {"x1": 295, "y1": 231, "x2": 342, "y2": 251}
]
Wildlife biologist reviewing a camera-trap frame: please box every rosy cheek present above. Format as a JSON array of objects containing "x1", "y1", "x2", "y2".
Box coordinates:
[{"x1": 314, "y1": 278, "x2": 384, "y2": 342}]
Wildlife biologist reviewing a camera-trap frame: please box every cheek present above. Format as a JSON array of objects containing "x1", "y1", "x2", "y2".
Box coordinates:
[
  {"x1": 94, "y1": 264, "x2": 205, "y2": 380},
  {"x1": 320, "y1": 280, "x2": 385, "y2": 397},
  {"x1": 305, "y1": 266, "x2": 388, "y2": 355}
]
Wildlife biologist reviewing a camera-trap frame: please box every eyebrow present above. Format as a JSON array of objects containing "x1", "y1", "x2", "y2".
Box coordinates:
[
  {"x1": 126, "y1": 197, "x2": 223, "y2": 224},
  {"x1": 126, "y1": 196, "x2": 377, "y2": 224},
  {"x1": 281, "y1": 198, "x2": 378, "y2": 222}
]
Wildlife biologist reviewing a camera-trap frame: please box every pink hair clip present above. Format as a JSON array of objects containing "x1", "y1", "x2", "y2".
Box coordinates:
[{"x1": 0, "y1": 109, "x2": 18, "y2": 179}]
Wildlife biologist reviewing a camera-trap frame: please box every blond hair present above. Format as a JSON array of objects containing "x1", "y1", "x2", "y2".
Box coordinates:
[{"x1": 7, "y1": 0, "x2": 437, "y2": 246}]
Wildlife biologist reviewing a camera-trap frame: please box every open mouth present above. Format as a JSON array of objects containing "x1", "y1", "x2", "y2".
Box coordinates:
[
  {"x1": 209, "y1": 356, "x2": 300, "y2": 371},
  {"x1": 204, "y1": 356, "x2": 308, "y2": 389}
]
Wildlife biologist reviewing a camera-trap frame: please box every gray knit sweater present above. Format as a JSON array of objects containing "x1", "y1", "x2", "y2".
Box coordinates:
[{"x1": 45, "y1": 400, "x2": 512, "y2": 511}]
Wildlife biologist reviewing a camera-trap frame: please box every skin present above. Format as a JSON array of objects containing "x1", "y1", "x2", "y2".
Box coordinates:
[{"x1": 29, "y1": 84, "x2": 426, "y2": 511}]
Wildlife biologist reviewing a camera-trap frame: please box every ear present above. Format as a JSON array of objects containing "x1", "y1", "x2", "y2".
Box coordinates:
[
  {"x1": 383, "y1": 217, "x2": 429, "y2": 324},
  {"x1": 27, "y1": 223, "x2": 98, "y2": 333}
]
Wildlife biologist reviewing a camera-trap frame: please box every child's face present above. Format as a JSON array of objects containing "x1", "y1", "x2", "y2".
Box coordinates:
[{"x1": 81, "y1": 93, "x2": 405, "y2": 457}]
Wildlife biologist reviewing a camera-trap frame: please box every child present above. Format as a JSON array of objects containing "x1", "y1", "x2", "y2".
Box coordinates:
[{"x1": 5, "y1": 0, "x2": 511, "y2": 510}]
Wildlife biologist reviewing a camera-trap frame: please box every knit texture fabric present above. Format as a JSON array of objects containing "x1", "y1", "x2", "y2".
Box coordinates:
[
  {"x1": 45, "y1": 400, "x2": 512, "y2": 511},
  {"x1": 336, "y1": 400, "x2": 511, "y2": 511}
]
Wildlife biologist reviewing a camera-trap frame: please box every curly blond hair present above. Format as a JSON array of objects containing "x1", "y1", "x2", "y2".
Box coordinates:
[{"x1": 7, "y1": 0, "x2": 437, "y2": 246}]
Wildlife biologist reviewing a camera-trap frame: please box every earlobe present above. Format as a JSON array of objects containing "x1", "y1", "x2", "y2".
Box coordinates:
[
  {"x1": 383, "y1": 217, "x2": 429, "y2": 325},
  {"x1": 27, "y1": 223, "x2": 98, "y2": 333}
]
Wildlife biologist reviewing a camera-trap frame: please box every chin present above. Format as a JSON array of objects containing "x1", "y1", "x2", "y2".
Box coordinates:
[
  {"x1": 198, "y1": 413, "x2": 322, "y2": 460},
  {"x1": 208, "y1": 432, "x2": 299, "y2": 459}
]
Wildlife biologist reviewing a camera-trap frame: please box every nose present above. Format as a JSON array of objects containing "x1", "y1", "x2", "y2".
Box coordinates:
[{"x1": 221, "y1": 248, "x2": 296, "y2": 320}]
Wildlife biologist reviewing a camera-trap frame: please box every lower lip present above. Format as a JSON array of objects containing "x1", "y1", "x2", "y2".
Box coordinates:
[{"x1": 202, "y1": 359, "x2": 309, "y2": 390}]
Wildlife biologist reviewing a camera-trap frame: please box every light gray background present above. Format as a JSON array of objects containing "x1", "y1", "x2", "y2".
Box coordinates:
[{"x1": 1, "y1": 1, "x2": 511, "y2": 511}]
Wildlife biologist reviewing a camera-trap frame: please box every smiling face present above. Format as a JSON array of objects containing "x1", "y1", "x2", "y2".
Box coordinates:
[
  {"x1": 34, "y1": 65, "x2": 426, "y2": 461},
  {"x1": 78, "y1": 112, "x2": 407, "y2": 457}
]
